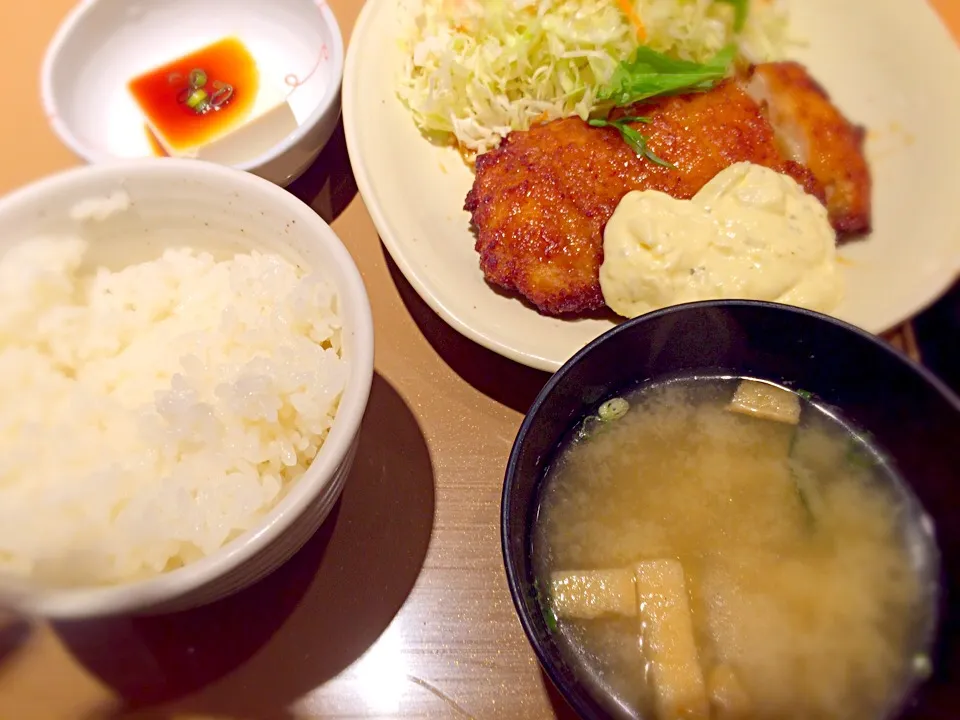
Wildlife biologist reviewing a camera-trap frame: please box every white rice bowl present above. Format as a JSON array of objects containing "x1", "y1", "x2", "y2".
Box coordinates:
[{"x1": 0, "y1": 160, "x2": 373, "y2": 617}]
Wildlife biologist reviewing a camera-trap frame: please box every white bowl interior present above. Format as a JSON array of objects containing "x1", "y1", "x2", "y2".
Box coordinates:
[
  {"x1": 43, "y1": 0, "x2": 341, "y2": 169},
  {"x1": 0, "y1": 159, "x2": 374, "y2": 617}
]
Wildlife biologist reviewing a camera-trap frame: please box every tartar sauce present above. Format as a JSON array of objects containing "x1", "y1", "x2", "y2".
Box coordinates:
[{"x1": 599, "y1": 162, "x2": 843, "y2": 318}]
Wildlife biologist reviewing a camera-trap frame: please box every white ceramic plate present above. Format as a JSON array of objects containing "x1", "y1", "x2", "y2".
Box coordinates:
[{"x1": 344, "y1": 0, "x2": 960, "y2": 372}]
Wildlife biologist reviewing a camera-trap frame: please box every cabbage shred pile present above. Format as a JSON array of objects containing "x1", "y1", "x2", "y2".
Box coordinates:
[{"x1": 397, "y1": 0, "x2": 790, "y2": 158}]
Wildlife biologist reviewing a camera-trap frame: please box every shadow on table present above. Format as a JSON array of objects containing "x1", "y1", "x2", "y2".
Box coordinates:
[
  {"x1": 287, "y1": 118, "x2": 358, "y2": 225},
  {"x1": 0, "y1": 616, "x2": 31, "y2": 670},
  {"x1": 385, "y1": 250, "x2": 551, "y2": 415},
  {"x1": 59, "y1": 373, "x2": 435, "y2": 720}
]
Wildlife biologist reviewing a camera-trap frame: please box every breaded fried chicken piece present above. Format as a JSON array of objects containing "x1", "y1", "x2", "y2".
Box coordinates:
[
  {"x1": 464, "y1": 79, "x2": 823, "y2": 316},
  {"x1": 745, "y1": 62, "x2": 871, "y2": 236}
]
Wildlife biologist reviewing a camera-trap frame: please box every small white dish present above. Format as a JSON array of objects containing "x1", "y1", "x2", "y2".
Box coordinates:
[
  {"x1": 41, "y1": 0, "x2": 344, "y2": 187},
  {"x1": 0, "y1": 158, "x2": 374, "y2": 618},
  {"x1": 344, "y1": 0, "x2": 960, "y2": 372}
]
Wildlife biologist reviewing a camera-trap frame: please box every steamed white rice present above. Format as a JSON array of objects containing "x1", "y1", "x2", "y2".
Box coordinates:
[{"x1": 0, "y1": 237, "x2": 347, "y2": 586}]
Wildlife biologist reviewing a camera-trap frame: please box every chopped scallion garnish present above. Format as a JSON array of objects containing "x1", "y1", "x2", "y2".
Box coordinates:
[
  {"x1": 185, "y1": 88, "x2": 209, "y2": 110},
  {"x1": 188, "y1": 68, "x2": 208, "y2": 89},
  {"x1": 598, "y1": 397, "x2": 631, "y2": 422}
]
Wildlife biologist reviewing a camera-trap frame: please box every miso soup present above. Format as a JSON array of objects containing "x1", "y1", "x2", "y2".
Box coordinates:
[{"x1": 532, "y1": 377, "x2": 936, "y2": 720}]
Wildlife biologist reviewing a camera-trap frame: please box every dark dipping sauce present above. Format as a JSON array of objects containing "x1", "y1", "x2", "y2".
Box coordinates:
[
  {"x1": 128, "y1": 36, "x2": 259, "y2": 153},
  {"x1": 532, "y1": 375, "x2": 938, "y2": 720}
]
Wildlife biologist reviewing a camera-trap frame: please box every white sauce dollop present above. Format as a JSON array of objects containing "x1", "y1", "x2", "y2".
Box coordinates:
[{"x1": 599, "y1": 162, "x2": 843, "y2": 318}]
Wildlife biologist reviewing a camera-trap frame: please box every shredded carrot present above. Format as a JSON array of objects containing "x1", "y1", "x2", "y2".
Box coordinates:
[{"x1": 616, "y1": 0, "x2": 646, "y2": 41}]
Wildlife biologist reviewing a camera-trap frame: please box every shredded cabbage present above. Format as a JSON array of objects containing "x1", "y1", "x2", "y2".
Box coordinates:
[{"x1": 397, "y1": 0, "x2": 791, "y2": 158}]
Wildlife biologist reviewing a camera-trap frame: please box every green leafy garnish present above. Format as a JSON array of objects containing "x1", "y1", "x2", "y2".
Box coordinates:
[
  {"x1": 544, "y1": 604, "x2": 559, "y2": 632},
  {"x1": 846, "y1": 441, "x2": 876, "y2": 470},
  {"x1": 716, "y1": 0, "x2": 749, "y2": 33},
  {"x1": 534, "y1": 577, "x2": 559, "y2": 632},
  {"x1": 596, "y1": 44, "x2": 737, "y2": 108},
  {"x1": 591, "y1": 44, "x2": 737, "y2": 163},
  {"x1": 787, "y1": 429, "x2": 816, "y2": 528},
  {"x1": 588, "y1": 116, "x2": 675, "y2": 168},
  {"x1": 797, "y1": 389, "x2": 813, "y2": 400}
]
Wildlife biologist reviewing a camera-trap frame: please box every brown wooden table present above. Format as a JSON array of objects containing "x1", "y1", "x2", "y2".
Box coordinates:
[{"x1": 0, "y1": 2, "x2": 956, "y2": 718}]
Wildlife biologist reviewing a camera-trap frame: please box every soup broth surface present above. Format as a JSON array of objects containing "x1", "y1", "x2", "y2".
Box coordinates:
[{"x1": 533, "y1": 377, "x2": 933, "y2": 720}]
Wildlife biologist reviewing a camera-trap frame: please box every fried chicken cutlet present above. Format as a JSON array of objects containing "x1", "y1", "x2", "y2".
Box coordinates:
[
  {"x1": 745, "y1": 62, "x2": 871, "y2": 235},
  {"x1": 464, "y1": 77, "x2": 822, "y2": 316},
  {"x1": 464, "y1": 63, "x2": 870, "y2": 316}
]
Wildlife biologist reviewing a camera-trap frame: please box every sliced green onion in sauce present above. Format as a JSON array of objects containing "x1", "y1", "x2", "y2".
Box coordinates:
[
  {"x1": 175, "y1": 67, "x2": 233, "y2": 114},
  {"x1": 188, "y1": 68, "x2": 208, "y2": 88},
  {"x1": 185, "y1": 88, "x2": 209, "y2": 110}
]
